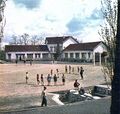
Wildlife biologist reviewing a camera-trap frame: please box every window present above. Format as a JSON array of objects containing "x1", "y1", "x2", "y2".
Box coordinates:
[
  {"x1": 8, "y1": 54, "x2": 11, "y2": 60},
  {"x1": 27, "y1": 54, "x2": 33, "y2": 59},
  {"x1": 42, "y1": 53, "x2": 48, "y2": 59},
  {"x1": 75, "y1": 53, "x2": 79, "y2": 58},
  {"x1": 70, "y1": 53, "x2": 73, "y2": 58},
  {"x1": 88, "y1": 52, "x2": 91, "y2": 59},
  {"x1": 54, "y1": 46, "x2": 56, "y2": 52},
  {"x1": 81, "y1": 53, "x2": 86, "y2": 59},
  {"x1": 35, "y1": 53, "x2": 41, "y2": 58},
  {"x1": 16, "y1": 54, "x2": 25, "y2": 60},
  {"x1": 65, "y1": 53, "x2": 68, "y2": 58},
  {"x1": 50, "y1": 46, "x2": 53, "y2": 52}
]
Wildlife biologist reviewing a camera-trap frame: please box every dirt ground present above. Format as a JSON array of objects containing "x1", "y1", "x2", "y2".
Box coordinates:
[{"x1": 0, "y1": 63, "x2": 109, "y2": 97}]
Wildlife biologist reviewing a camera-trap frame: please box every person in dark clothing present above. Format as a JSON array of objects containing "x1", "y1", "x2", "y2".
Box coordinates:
[
  {"x1": 62, "y1": 74, "x2": 65, "y2": 85},
  {"x1": 47, "y1": 74, "x2": 51, "y2": 86},
  {"x1": 41, "y1": 86, "x2": 47, "y2": 107},
  {"x1": 65, "y1": 65, "x2": 67, "y2": 73},
  {"x1": 50, "y1": 69, "x2": 53, "y2": 75},
  {"x1": 41, "y1": 74, "x2": 44, "y2": 86},
  {"x1": 53, "y1": 74, "x2": 58, "y2": 85},
  {"x1": 77, "y1": 66, "x2": 80, "y2": 73},
  {"x1": 56, "y1": 69, "x2": 59, "y2": 75},
  {"x1": 80, "y1": 67, "x2": 84, "y2": 79},
  {"x1": 37, "y1": 74, "x2": 40, "y2": 85},
  {"x1": 15, "y1": 59, "x2": 18, "y2": 64},
  {"x1": 74, "y1": 79, "x2": 80, "y2": 90},
  {"x1": 25, "y1": 72, "x2": 29, "y2": 84}
]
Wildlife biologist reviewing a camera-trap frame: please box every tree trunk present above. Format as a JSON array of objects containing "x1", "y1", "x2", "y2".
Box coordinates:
[{"x1": 111, "y1": 0, "x2": 120, "y2": 114}]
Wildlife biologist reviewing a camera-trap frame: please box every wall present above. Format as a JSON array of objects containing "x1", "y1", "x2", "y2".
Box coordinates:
[
  {"x1": 6, "y1": 51, "x2": 50, "y2": 60},
  {"x1": 93, "y1": 43, "x2": 107, "y2": 53},
  {"x1": 63, "y1": 38, "x2": 77, "y2": 49}
]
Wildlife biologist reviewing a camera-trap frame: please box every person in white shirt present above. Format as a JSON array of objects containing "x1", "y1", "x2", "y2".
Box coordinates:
[{"x1": 41, "y1": 86, "x2": 47, "y2": 107}]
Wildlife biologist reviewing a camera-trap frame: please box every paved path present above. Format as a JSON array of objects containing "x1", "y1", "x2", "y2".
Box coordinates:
[{"x1": 0, "y1": 97, "x2": 111, "y2": 114}]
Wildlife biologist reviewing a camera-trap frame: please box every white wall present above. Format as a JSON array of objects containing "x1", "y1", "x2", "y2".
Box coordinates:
[
  {"x1": 93, "y1": 43, "x2": 107, "y2": 53},
  {"x1": 6, "y1": 51, "x2": 50, "y2": 60},
  {"x1": 47, "y1": 44, "x2": 63, "y2": 53},
  {"x1": 63, "y1": 38, "x2": 77, "y2": 49},
  {"x1": 63, "y1": 50, "x2": 93, "y2": 59}
]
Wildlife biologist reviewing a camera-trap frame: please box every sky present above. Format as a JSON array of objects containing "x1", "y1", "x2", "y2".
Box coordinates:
[{"x1": 3, "y1": 0, "x2": 103, "y2": 44}]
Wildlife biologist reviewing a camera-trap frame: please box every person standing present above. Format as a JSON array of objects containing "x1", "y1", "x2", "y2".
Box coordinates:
[
  {"x1": 41, "y1": 86, "x2": 47, "y2": 107},
  {"x1": 37, "y1": 74, "x2": 40, "y2": 85},
  {"x1": 65, "y1": 65, "x2": 67, "y2": 73},
  {"x1": 69, "y1": 65, "x2": 71, "y2": 74},
  {"x1": 50, "y1": 69, "x2": 53, "y2": 76},
  {"x1": 80, "y1": 67, "x2": 84, "y2": 79},
  {"x1": 62, "y1": 74, "x2": 65, "y2": 85},
  {"x1": 56, "y1": 69, "x2": 59, "y2": 75},
  {"x1": 25, "y1": 72, "x2": 29, "y2": 84},
  {"x1": 77, "y1": 66, "x2": 80, "y2": 73},
  {"x1": 15, "y1": 59, "x2": 18, "y2": 65},
  {"x1": 41, "y1": 74, "x2": 44, "y2": 86},
  {"x1": 47, "y1": 74, "x2": 51, "y2": 86},
  {"x1": 53, "y1": 74, "x2": 58, "y2": 85}
]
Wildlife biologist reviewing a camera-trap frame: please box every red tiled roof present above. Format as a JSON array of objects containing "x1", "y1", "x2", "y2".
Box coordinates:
[
  {"x1": 63, "y1": 41, "x2": 102, "y2": 51},
  {"x1": 45, "y1": 36, "x2": 79, "y2": 44},
  {"x1": 5, "y1": 45, "x2": 49, "y2": 52}
]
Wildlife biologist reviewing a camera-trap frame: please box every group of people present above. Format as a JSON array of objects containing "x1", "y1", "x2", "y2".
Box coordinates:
[
  {"x1": 65, "y1": 65, "x2": 84, "y2": 79},
  {"x1": 25, "y1": 72, "x2": 66, "y2": 86},
  {"x1": 25, "y1": 65, "x2": 85, "y2": 107}
]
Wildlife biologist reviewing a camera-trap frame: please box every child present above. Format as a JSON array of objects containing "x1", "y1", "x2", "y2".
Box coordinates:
[
  {"x1": 74, "y1": 79, "x2": 80, "y2": 90},
  {"x1": 37, "y1": 74, "x2": 40, "y2": 85},
  {"x1": 62, "y1": 74, "x2": 65, "y2": 85},
  {"x1": 53, "y1": 74, "x2": 57, "y2": 85},
  {"x1": 80, "y1": 67, "x2": 84, "y2": 79},
  {"x1": 25, "y1": 72, "x2": 29, "y2": 84},
  {"x1": 41, "y1": 74, "x2": 44, "y2": 86},
  {"x1": 47, "y1": 74, "x2": 51, "y2": 86}
]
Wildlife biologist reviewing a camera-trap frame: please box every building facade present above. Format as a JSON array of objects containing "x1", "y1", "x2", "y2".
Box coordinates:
[
  {"x1": 63, "y1": 41, "x2": 107, "y2": 65},
  {"x1": 5, "y1": 36, "x2": 107, "y2": 65},
  {"x1": 5, "y1": 45, "x2": 50, "y2": 61}
]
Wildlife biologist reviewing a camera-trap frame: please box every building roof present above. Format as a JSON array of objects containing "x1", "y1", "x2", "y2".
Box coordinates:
[
  {"x1": 45, "y1": 36, "x2": 79, "y2": 44},
  {"x1": 63, "y1": 41, "x2": 102, "y2": 51},
  {"x1": 5, "y1": 45, "x2": 49, "y2": 52}
]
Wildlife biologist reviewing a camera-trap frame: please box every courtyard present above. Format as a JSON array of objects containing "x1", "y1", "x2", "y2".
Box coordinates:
[{"x1": 0, "y1": 62, "x2": 110, "y2": 112}]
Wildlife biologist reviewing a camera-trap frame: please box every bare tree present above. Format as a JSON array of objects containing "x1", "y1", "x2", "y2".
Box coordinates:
[
  {"x1": 9, "y1": 35, "x2": 19, "y2": 45},
  {"x1": 20, "y1": 33, "x2": 30, "y2": 45},
  {"x1": 99, "y1": 0, "x2": 117, "y2": 81},
  {"x1": 30, "y1": 35, "x2": 39, "y2": 45}
]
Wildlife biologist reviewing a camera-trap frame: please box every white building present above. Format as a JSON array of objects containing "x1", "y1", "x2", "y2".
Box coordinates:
[
  {"x1": 63, "y1": 41, "x2": 107, "y2": 65},
  {"x1": 45, "y1": 36, "x2": 79, "y2": 53},
  {"x1": 45, "y1": 36, "x2": 79, "y2": 60},
  {"x1": 5, "y1": 45, "x2": 50, "y2": 61},
  {"x1": 5, "y1": 36, "x2": 107, "y2": 65}
]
